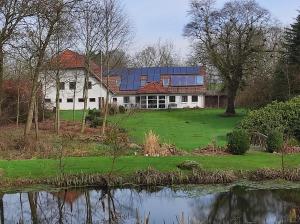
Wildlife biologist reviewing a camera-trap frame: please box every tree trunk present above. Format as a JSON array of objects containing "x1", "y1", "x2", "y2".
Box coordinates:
[
  {"x1": 225, "y1": 85, "x2": 237, "y2": 115},
  {"x1": 0, "y1": 46, "x2": 3, "y2": 117},
  {"x1": 34, "y1": 98, "x2": 39, "y2": 140},
  {"x1": 55, "y1": 74, "x2": 60, "y2": 135},
  {"x1": 101, "y1": 61, "x2": 110, "y2": 136},
  {"x1": 81, "y1": 73, "x2": 88, "y2": 133},
  {"x1": 16, "y1": 82, "x2": 20, "y2": 127}
]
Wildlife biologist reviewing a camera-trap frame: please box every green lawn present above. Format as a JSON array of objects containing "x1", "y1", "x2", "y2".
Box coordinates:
[
  {"x1": 0, "y1": 152, "x2": 300, "y2": 180},
  {"x1": 109, "y1": 109, "x2": 246, "y2": 150}
]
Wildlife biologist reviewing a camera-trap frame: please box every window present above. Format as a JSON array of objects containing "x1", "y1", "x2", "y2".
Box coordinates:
[
  {"x1": 59, "y1": 99, "x2": 62, "y2": 103},
  {"x1": 169, "y1": 96, "x2": 176, "y2": 103},
  {"x1": 89, "y1": 98, "x2": 96, "y2": 102},
  {"x1": 88, "y1": 81, "x2": 92, "y2": 89},
  {"x1": 45, "y1": 98, "x2": 51, "y2": 103},
  {"x1": 141, "y1": 80, "x2": 146, "y2": 87},
  {"x1": 78, "y1": 98, "x2": 84, "y2": 102},
  {"x1": 148, "y1": 96, "x2": 157, "y2": 109},
  {"x1": 69, "y1": 82, "x2": 76, "y2": 90},
  {"x1": 181, "y1": 96, "x2": 188, "y2": 103},
  {"x1": 59, "y1": 82, "x2": 65, "y2": 90},
  {"x1": 163, "y1": 78, "x2": 169, "y2": 87},
  {"x1": 141, "y1": 96, "x2": 147, "y2": 108},
  {"x1": 124, "y1": 96, "x2": 129, "y2": 104},
  {"x1": 113, "y1": 97, "x2": 117, "y2": 102},
  {"x1": 192, "y1": 95, "x2": 198, "y2": 102},
  {"x1": 67, "y1": 98, "x2": 73, "y2": 103},
  {"x1": 159, "y1": 96, "x2": 166, "y2": 109},
  {"x1": 135, "y1": 96, "x2": 140, "y2": 104}
]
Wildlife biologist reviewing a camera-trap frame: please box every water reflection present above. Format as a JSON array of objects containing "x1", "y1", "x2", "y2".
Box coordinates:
[{"x1": 0, "y1": 186, "x2": 300, "y2": 223}]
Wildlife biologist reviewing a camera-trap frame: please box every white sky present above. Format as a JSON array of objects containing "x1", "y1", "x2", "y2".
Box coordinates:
[{"x1": 124, "y1": 0, "x2": 300, "y2": 58}]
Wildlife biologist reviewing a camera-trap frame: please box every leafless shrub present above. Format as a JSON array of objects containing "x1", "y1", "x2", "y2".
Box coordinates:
[{"x1": 143, "y1": 130, "x2": 160, "y2": 156}]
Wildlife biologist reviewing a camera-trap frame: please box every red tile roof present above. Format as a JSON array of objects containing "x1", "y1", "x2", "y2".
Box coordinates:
[
  {"x1": 51, "y1": 49, "x2": 101, "y2": 75},
  {"x1": 137, "y1": 82, "x2": 169, "y2": 94}
]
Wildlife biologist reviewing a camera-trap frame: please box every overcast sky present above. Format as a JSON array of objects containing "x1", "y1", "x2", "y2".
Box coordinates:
[{"x1": 125, "y1": 0, "x2": 300, "y2": 58}]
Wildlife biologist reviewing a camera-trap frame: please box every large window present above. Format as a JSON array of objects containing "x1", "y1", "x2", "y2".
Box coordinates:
[
  {"x1": 159, "y1": 96, "x2": 166, "y2": 108},
  {"x1": 136, "y1": 96, "x2": 140, "y2": 104},
  {"x1": 67, "y1": 98, "x2": 73, "y2": 103},
  {"x1": 78, "y1": 98, "x2": 84, "y2": 102},
  {"x1": 69, "y1": 82, "x2": 76, "y2": 90},
  {"x1": 171, "y1": 75, "x2": 204, "y2": 86},
  {"x1": 89, "y1": 98, "x2": 96, "y2": 102},
  {"x1": 148, "y1": 96, "x2": 157, "y2": 108},
  {"x1": 169, "y1": 96, "x2": 176, "y2": 103},
  {"x1": 141, "y1": 96, "x2": 147, "y2": 108},
  {"x1": 192, "y1": 95, "x2": 198, "y2": 102},
  {"x1": 123, "y1": 96, "x2": 129, "y2": 104},
  {"x1": 181, "y1": 96, "x2": 188, "y2": 103}
]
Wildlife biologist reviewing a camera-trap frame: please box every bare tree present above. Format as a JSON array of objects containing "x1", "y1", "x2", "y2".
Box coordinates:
[
  {"x1": 23, "y1": 0, "x2": 77, "y2": 139},
  {"x1": 131, "y1": 39, "x2": 180, "y2": 67},
  {"x1": 100, "y1": 0, "x2": 132, "y2": 135},
  {"x1": 184, "y1": 0, "x2": 271, "y2": 114},
  {"x1": 0, "y1": 0, "x2": 33, "y2": 117},
  {"x1": 75, "y1": 0, "x2": 105, "y2": 133}
]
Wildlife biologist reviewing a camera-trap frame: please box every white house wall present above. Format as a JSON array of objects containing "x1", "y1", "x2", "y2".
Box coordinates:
[{"x1": 43, "y1": 69, "x2": 111, "y2": 110}]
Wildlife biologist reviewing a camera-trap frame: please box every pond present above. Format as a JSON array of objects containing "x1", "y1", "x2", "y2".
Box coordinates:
[{"x1": 0, "y1": 184, "x2": 300, "y2": 223}]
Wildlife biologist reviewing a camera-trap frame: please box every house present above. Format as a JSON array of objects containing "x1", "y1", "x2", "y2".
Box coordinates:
[
  {"x1": 43, "y1": 50, "x2": 207, "y2": 110},
  {"x1": 43, "y1": 50, "x2": 112, "y2": 110}
]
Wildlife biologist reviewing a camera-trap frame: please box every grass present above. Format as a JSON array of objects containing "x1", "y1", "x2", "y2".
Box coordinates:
[
  {"x1": 60, "y1": 110, "x2": 84, "y2": 121},
  {"x1": 108, "y1": 109, "x2": 246, "y2": 150},
  {"x1": 1, "y1": 151, "x2": 300, "y2": 180},
  {"x1": 60, "y1": 109, "x2": 245, "y2": 151}
]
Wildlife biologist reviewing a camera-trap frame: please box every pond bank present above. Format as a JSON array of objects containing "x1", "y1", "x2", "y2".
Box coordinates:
[{"x1": 2, "y1": 167, "x2": 300, "y2": 192}]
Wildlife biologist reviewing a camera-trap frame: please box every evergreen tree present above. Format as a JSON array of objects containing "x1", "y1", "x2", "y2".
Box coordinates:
[
  {"x1": 285, "y1": 12, "x2": 300, "y2": 65},
  {"x1": 274, "y1": 11, "x2": 300, "y2": 100}
]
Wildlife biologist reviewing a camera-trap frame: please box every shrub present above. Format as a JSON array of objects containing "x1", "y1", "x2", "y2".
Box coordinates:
[
  {"x1": 266, "y1": 130, "x2": 284, "y2": 153},
  {"x1": 227, "y1": 130, "x2": 250, "y2": 155},
  {"x1": 240, "y1": 96, "x2": 300, "y2": 136},
  {"x1": 292, "y1": 119, "x2": 300, "y2": 142},
  {"x1": 144, "y1": 130, "x2": 160, "y2": 156},
  {"x1": 109, "y1": 104, "x2": 118, "y2": 115},
  {"x1": 86, "y1": 109, "x2": 102, "y2": 128},
  {"x1": 177, "y1": 160, "x2": 201, "y2": 170},
  {"x1": 119, "y1": 105, "x2": 126, "y2": 114}
]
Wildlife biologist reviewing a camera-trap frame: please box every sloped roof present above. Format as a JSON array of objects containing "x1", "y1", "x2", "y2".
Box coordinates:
[
  {"x1": 137, "y1": 82, "x2": 169, "y2": 94},
  {"x1": 110, "y1": 66, "x2": 203, "y2": 91},
  {"x1": 51, "y1": 49, "x2": 101, "y2": 75}
]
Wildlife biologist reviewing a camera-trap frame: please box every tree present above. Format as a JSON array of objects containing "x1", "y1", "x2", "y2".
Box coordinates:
[
  {"x1": 99, "y1": 0, "x2": 132, "y2": 135},
  {"x1": 184, "y1": 0, "x2": 271, "y2": 114},
  {"x1": 23, "y1": 0, "x2": 76, "y2": 139},
  {"x1": 75, "y1": 0, "x2": 105, "y2": 133},
  {"x1": 131, "y1": 40, "x2": 180, "y2": 67},
  {"x1": 0, "y1": 0, "x2": 33, "y2": 117},
  {"x1": 282, "y1": 11, "x2": 300, "y2": 98}
]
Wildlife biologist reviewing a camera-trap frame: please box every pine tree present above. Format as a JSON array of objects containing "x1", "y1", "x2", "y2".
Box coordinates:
[{"x1": 285, "y1": 12, "x2": 300, "y2": 65}]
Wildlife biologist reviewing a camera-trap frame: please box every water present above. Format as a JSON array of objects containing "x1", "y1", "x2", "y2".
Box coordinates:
[{"x1": 0, "y1": 185, "x2": 300, "y2": 223}]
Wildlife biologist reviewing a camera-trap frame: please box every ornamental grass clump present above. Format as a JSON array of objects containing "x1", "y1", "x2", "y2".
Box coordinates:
[
  {"x1": 227, "y1": 129, "x2": 250, "y2": 155},
  {"x1": 266, "y1": 130, "x2": 284, "y2": 153},
  {"x1": 143, "y1": 130, "x2": 160, "y2": 156}
]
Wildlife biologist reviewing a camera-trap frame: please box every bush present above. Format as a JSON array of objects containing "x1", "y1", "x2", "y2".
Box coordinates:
[
  {"x1": 292, "y1": 119, "x2": 300, "y2": 142},
  {"x1": 227, "y1": 130, "x2": 250, "y2": 155},
  {"x1": 119, "y1": 105, "x2": 126, "y2": 114},
  {"x1": 266, "y1": 130, "x2": 284, "y2": 153},
  {"x1": 177, "y1": 160, "x2": 201, "y2": 170},
  {"x1": 86, "y1": 109, "x2": 102, "y2": 128},
  {"x1": 144, "y1": 130, "x2": 160, "y2": 156},
  {"x1": 240, "y1": 96, "x2": 300, "y2": 136}
]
